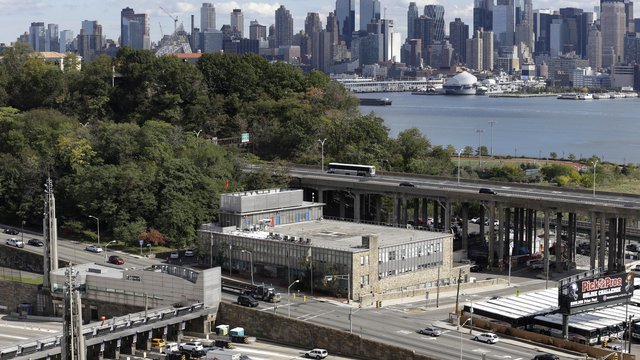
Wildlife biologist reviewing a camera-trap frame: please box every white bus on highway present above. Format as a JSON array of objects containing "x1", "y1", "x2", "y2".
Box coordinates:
[{"x1": 327, "y1": 163, "x2": 376, "y2": 176}]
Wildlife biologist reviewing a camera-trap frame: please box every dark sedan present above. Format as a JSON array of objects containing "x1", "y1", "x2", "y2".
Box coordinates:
[
  {"x1": 27, "y1": 239, "x2": 44, "y2": 247},
  {"x1": 3, "y1": 227, "x2": 19, "y2": 235}
]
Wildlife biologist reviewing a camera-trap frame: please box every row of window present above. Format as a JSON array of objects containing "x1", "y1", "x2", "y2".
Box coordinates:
[{"x1": 381, "y1": 242, "x2": 441, "y2": 262}]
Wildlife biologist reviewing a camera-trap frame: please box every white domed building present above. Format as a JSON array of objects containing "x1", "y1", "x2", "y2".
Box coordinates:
[{"x1": 443, "y1": 71, "x2": 479, "y2": 95}]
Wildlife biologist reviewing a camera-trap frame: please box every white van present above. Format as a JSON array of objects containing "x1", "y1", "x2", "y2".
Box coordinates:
[
  {"x1": 164, "y1": 342, "x2": 179, "y2": 353},
  {"x1": 206, "y1": 348, "x2": 241, "y2": 360},
  {"x1": 6, "y1": 238, "x2": 24, "y2": 247}
]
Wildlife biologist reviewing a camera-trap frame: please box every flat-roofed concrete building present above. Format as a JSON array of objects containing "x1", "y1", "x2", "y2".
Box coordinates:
[{"x1": 200, "y1": 188, "x2": 455, "y2": 304}]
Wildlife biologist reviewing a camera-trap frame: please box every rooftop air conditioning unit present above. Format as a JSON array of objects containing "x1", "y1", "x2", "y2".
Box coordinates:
[{"x1": 284, "y1": 235, "x2": 289, "y2": 241}]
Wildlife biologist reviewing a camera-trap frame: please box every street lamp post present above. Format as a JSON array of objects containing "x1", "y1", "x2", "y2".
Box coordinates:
[
  {"x1": 459, "y1": 318, "x2": 472, "y2": 360},
  {"x1": 317, "y1": 138, "x2": 327, "y2": 172},
  {"x1": 104, "y1": 240, "x2": 117, "y2": 262},
  {"x1": 241, "y1": 250, "x2": 254, "y2": 285},
  {"x1": 592, "y1": 159, "x2": 599, "y2": 198},
  {"x1": 88, "y1": 215, "x2": 100, "y2": 248},
  {"x1": 488, "y1": 121, "x2": 496, "y2": 157},
  {"x1": 21, "y1": 220, "x2": 24, "y2": 245},
  {"x1": 288, "y1": 279, "x2": 300, "y2": 318},
  {"x1": 229, "y1": 244, "x2": 232, "y2": 276},
  {"x1": 475, "y1": 129, "x2": 484, "y2": 168}
]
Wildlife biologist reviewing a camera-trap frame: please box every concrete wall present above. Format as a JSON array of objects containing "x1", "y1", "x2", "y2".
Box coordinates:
[
  {"x1": 217, "y1": 302, "x2": 438, "y2": 360},
  {"x1": 0, "y1": 280, "x2": 40, "y2": 314},
  {"x1": 0, "y1": 244, "x2": 67, "y2": 274}
]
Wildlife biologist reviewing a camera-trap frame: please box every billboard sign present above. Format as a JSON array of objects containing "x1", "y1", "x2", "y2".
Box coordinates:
[{"x1": 559, "y1": 271, "x2": 634, "y2": 314}]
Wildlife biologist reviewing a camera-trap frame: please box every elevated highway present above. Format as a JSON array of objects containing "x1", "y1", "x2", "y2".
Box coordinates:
[{"x1": 289, "y1": 166, "x2": 640, "y2": 274}]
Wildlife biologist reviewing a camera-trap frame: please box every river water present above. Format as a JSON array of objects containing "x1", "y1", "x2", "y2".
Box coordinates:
[{"x1": 358, "y1": 92, "x2": 640, "y2": 164}]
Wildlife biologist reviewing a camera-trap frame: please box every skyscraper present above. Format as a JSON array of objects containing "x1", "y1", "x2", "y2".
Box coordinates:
[
  {"x1": 249, "y1": 20, "x2": 266, "y2": 41},
  {"x1": 450, "y1": 18, "x2": 469, "y2": 64},
  {"x1": 587, "y1": 25, "x2": 603, "y2": 69},
  {"x1": 601, "y1": 0, "x2": 626, "y2": 67},
  {"x1": 336, "y1": 0, "x2": 355, "y2": 47},
  {"x1": 326, "y1": 11, "x2": 339, "y2": 46},
  {"x1": 77, "y1": 20, "x2": 103, "y2": 61},
  {"x1": 305, "y1": 13, "x2": 323, "y2": 35},
  {"x1": 494, "y1": 0, "x2": 515, "y2": 47},
  {"x1": 275, "y1": 5, "x2": 293, "y2": 47},
  {"x1": 407, "y1": 2, "x2": 419, "y2": 40},
  {"x1": 46, "y1": 24, "x2": 59, "y2": 52},
  {"x1": 533, "y1": 9, "x2": 555, "y2": 55},
  {"x1": 59, "y1": 30, "x2": 74, "y2": 52},
  {"x1": 201, "y1": 3, "x2": 216, "y2": 33},
  {"x1": 29, "y1": 22, "x2": 45, "y2": 51},
  {"x1": 121, "y1": 7, "x2": 150, "y2": 50},
  {"x1": 424, "y1": 5, "x2": 445, "y2": 43},
  {"x1": 360, "y1": 0, "x2": 381, "y2": 31},
  {"x1": 231, "y1": 9, "x2": 244, "y2": 37},
  {"x1": 473, "y1": 0, "x2": 493, "y2": 32}
]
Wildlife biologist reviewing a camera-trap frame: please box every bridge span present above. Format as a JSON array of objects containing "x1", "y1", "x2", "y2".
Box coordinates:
[{"x1": 290, "y1": 167, "x2": 640, "y2": 275}]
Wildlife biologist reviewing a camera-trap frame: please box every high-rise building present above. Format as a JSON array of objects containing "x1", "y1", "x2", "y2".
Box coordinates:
[
  {"x1": 303, "y1": 13, "x2": 322, "y2": 63},
  {"x1": 533, "y1": 9, "x2": 556, "y2": 55},
  {"x1": 473, "y1": 0, "x2": 493, "y2": 32},
  {"x1": 121, "y1": 7, "x2": 150, "y2": 50},
  {"x1": 249, "y1": 20, "x2": 266, "y2": 41},
  {"x1": 275, "y1": 5, "x2": 293, "y2": 47},
  {"x1": 514, "y1": 0, "x2": 533, "y2": 53},
  {"x1": 494, "y1": 0, "x2": 515, "y2": 47},
  {"x1": 327, "y1": 11, "x2": 339, "y2": 46},
  {"x1": 77, "y1": 20, "x2": 103, "y2": 61},
  {"x1": 407, "y1": 2, "x2": 419, "y2": 40},
  {"x1": 601, "y1": 0, "x2": 626, "y2": 67},
  {"x1": 482, "y1": 30, "x2": 495, "y2": 70},
  {"x1": 466, "y1": 31, "x2": 483, "y2": 70},
  {"x1": 59, "y1": 30, "x2": 74, "y2": 52},
  {"x1": 449, "y1": 18, "x2": 469, "y2": 64},
  {"x1": 305, "y1": 13, "x2": 323, "y2": 35},
  {"x1": 312, "y1": 30, "x2": 333, "y2": 72},
  {"x1": 424, "y1": 5, "x2": 445, "y2": 43},
  {"x1": 231, "y1": 9, "x2": 244, "y2": 37},
  {"x1": 46, "y1": 24, "x2": 59, "y2": 52},
  {"x1": 29, "y1": 22, "x2": 45, "y2": 51},
  {"x1": 336, "y1": 0, "x2": 355, "y2": 47},
  {"x1": 625, "y1": 0, "x2": 634, "y2": 33},
  {"x1": 201, "y1": 3, "x2": 216, "y2": 33},
  {"x1": 415, "y1": 16, "x2": 435, "y2": 50},
  {"x1": 360, "y1": 0, "x2": 381, "y2": 31}
]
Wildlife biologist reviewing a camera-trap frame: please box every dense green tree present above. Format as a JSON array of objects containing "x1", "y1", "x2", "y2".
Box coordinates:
[
  {"x1": 395, "y1": 128, "x2": 431, "y2": 172},
  {"x1": 65, "y1": 55, "x2": 113, "y2": 121},
  {"x1": 9, "y1": 58, "x2": 64, "y2": 110}
]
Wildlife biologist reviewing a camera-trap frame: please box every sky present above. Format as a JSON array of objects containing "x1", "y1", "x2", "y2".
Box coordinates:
[{"x1": 0, "y1": 0, "x2": 614, "y2": 46}]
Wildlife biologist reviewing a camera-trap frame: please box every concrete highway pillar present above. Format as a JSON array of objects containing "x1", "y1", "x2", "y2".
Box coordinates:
[
  {"x1": 617, "y1": 217, "x2": 625, "y2": 271},
  {"x1": 555, "y1": 212, "x2": 563, "y2": 272},
  {"x1": 526, "y1": 209, "x2": 533, "y2": 254},
  {"x1": 504, "y1": 208, "x2": 511, "y2": 258},
  {"x1": 421, "y1": 198, "x2": 428, "y2": 228},
  {"x1": 353, "y1": 192, "x2": 361, "y2": 223},
  {"x1": 490, "y1": 204, "x2": 498, "y2": 266},
  {"x1": 519, "y1": 208, "x2": 526, "y2": 250},
  {"x1": 443, "y1": 201, "x2": 451, "y2": 233},
  {"x1": 392, "y1": 194, "x2": 399, "y2": 227},
  {"x1": 599, "y1": 213, "x2": 606, "y2": 270},
  {"x1": 544, "y1": 210, "x2": 551, "y2": 287},
  {"x1": 462, "y1": 203, "x2": 469, "y2": 253},
  {"x1": 339, "y1": 192, "x2": 346, "y2": 219},
  {"x1": 608, "y1": 217, "x2": 617, "y2": 272},
  {"x1": 374, "y1": 195, "x2": 382, "y2": 223},
  {"x1": 513, "y1": 208, "x2": 520, "y2": 251},
  {"x1": 590, "y1": 212, "x2": 597, "y2": 270},
  {"x1": 433, "y1": 200, "x2": 439, "y2": 229},
  {"x1": 497, "y1": 205, "x2": 505, "y2": 265},
  {"x1": 482, "y1": 206, "x2": 490, "y2": 266},
  {"x1": 402, "y1": 196, "x2": 408, "y2": 226},
  {"x1": 567, "y1": 213, "x2": 574, "y2": 265},
  {"x1": 533, "y1": 210, "x2": 538, "y2": 252},
  {"x1": 317, "y1": 188, "x2": 325, "y2": 203},
  {"x1": 440, "y1": 202, "x2": 446, "y2": 231},
  {"x1": 413, "y1": 198, "x2": 420, "y2": 227}
]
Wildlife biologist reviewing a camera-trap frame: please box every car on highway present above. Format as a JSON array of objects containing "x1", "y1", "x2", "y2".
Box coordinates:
[
  {"x1": 474, "y1": 332, "x2": 499, "y2": 344},
  {"x1": 399, "y1": 181, "x2": 416, "y2": 187},
  {"x1": 170, "y1": 251, "x2": 180, "y2": 259},
  {"x1": 304, "y1": 348, "x2": 328, "y2": 359},
  {"x1": 184, "y1": 249, "x2": 194, "y2": 257},
  {"x1": 85, "y1": 245, "x2": 103, "y2": 253},
  {"x1": 417, "y1": 326, "x2": 442, "y2": 337},
  {"x1": 479, "y1": 188, "x2": 497, "y2": 195},
  {"x1": 179, "y1": 341, "x2": 203, "y2": 352},
  {"x1": 151, "y1": 338, "x2": 166, "y2": 347},
  {"x1": 6, "y1": 238, "x2": 24, "y2": 247},
  {"x1": 237, "y1": 294, "x2": 259, "y2": 307},
  {"x1": 27, "y1": 238, "x2": 44, "y2": 247},
  {"x1": 108, "y1": 255, "x2": 125, "y2": 265},
  {"x1": 3, "y1": 227, "x2": 19, "y2": 235},
  {"x1": 532, "y1": 354, "x2": 560, "y2": 360}
]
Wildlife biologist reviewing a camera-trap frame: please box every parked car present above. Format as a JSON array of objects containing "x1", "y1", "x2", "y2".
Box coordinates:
[
  {"x1": 237, "y1": 294, "x2": 259, "y2": 307},
  {"x1": 418, "y1": 326, "x2": 442, "y2": 337},
  {"x1": 399, "y1": 182, "x2": 416, "y2": 187},
  {"x1": 304, "y1": 348, "x2": 328, "y2": 359},
  {"x1": 479, "y1": 188, "x2": 497, "y2": 195},
  {"x1": 179, "y1": 341, "x2": 203, "y2": 352},
  {"x1": 6, "y1": 238, "x2": 24, "y2": 247},
  {"x1": 108, "y1": 255, "x2": 125, "y2": 265},
  {"x1": 27, "y1": 238, "x2": 44, "y2": 247},
  {"x1": 184, "y1": 249, "x2": 194, "y2": 257},
  {"x1": 3, "y1": 227, "x2": 19, "y2": 235},
  {"x1": 626, "y1": 243, "x2": 639, "y2": 252},
  {"x1": 470, "y1": 217, "x2": 481, "y2": 224},
  {"x1": 170, "y1": 251, "x2": 180, "y2": 259},
  {"x1": 528, "y1": 260, "x2": 544, "y2": 270},
  {"x1": 474, "y1": 332, "x2": 499, "y2": 344},
  {"x1": 532, "y1": 354, "x2": 560, "y2": 360},
  {"x1": 470, "y1": 264, "x2": 483, "y2": 272},
  {"x1": 164, "y1": 342, "x2": 179, "y2": 353},
  {"x1": 85, "y1": 245, "x2": 103, "y2": 253},
  {"x1": 151, "y1": 338, "x2": 166, "y2": 347}
]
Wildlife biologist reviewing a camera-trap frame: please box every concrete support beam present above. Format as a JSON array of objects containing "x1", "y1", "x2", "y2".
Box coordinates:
[
  {"x1": 374, "y1": 195, "x2": 382, "y2": 223},
  {"x1": 413, "y1": 198, "x2": 420, "y2": 227},
  {"x1": 504, "y1": 208, "x2": 511, "y2": 258},
  {"x1": 443, "y1": 201, "x2": 450, "y2": 234},
  {"x1": 392, "y1": 194, "x2": 398, "y2": 227},
  {"x1": 317, "y1": 188, "x2": 325, "y2": 203},
  {"x1": 555, "y1": 212, "x2": 563, "y2": 272},
  {"x1": 519, "y1": 208, "x2": 526, "y2": 250},
  {"x1": 353, "y1": 192, "x2": 361, "y2": 223},
  {"x1": 526, "y1": 209, "x2": 533, "y2": 254},
  {"x1": 599, "y1": 213, "x2": 606, "y2": 270},
  {"x1": 402, "y1": 196, "x2": 408, "y2": 226},
  {"x1": 421, "y1": 198, "x2": 428, "y2": 228},
  {"x1": 497, "y1": 206, "x2": 505, "y2": 264},
  {"x1": 590, "y1": 212, "x2": 597, "y2": 270},
  {"x1": 339, "y1": 192, "x2": 346, "y2": 219},
  {"x1": 513, "y1": 208, "x2": 520, "y2": 250},
  {"x1": 608, "y1": 217, "x2": 617, "y2": 272},
  {"x1": 544, "y1": 210, "x2": 551, "y2": 288},
  {"x1": 462, "y1": 204, "x2": 469, "y2": 253},
  {"x1": 567, "y1": 213, "x2": 574, "y2": 265},
  {"x1": 619, "y1": 218, "x2": 627, "y2": 272}
]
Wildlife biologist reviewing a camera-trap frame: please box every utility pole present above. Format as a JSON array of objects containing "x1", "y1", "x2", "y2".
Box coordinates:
[{"x1": 62, "y1": 266, "x2": 85, "y2": 360}]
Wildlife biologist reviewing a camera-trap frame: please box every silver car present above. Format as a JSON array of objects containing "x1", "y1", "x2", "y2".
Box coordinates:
[
  {"x1": 418, "y1": 326, "x2": 442, "y2": 337},
  {"x1": 474, "y1": 332, "x2": 499, "y2": 344}
]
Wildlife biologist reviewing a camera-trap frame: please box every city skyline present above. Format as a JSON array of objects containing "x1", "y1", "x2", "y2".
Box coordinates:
[{"x1": 0, "y1": 0, "x2": 616, "y2": 47}]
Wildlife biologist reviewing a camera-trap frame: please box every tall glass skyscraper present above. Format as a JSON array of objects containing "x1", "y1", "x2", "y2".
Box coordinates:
[
  {"x1": 473, "y1": 0, "x2": 494, "y2": 31},
  {"x1": 201, "y1": 3, "x2": 216, "y2": 33},
  {"x1": 424, "y1": 5, "x2": 445, "y2": 43},
  {"x1": 360, "y1": 0, "x2": 381, "y2": 31},
  {"x1": 407, "y1": 2, "x2": 419, "y2": 40},
  {"x1": 336, "y1": 0, "x2": 355, "y2": 47},
  {"x1": 275, "y1": 5, "x2": 293, "y2": 47}
]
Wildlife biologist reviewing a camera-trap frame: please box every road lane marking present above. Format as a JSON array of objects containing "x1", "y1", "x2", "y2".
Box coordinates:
[{"x1": 0, "y1": 334, "x2": 29, "y2": 340}]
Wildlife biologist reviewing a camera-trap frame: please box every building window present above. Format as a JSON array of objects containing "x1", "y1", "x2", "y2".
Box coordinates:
[
  {"x1": 360, "y1": 274, "x2": 370, "y2": 286},
  {"x1": 388, "y1": 251, "x2": 396, "y2": 261},
  {"x1": 360, "y1": 255, "x2": 369, "y2": 266}
]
